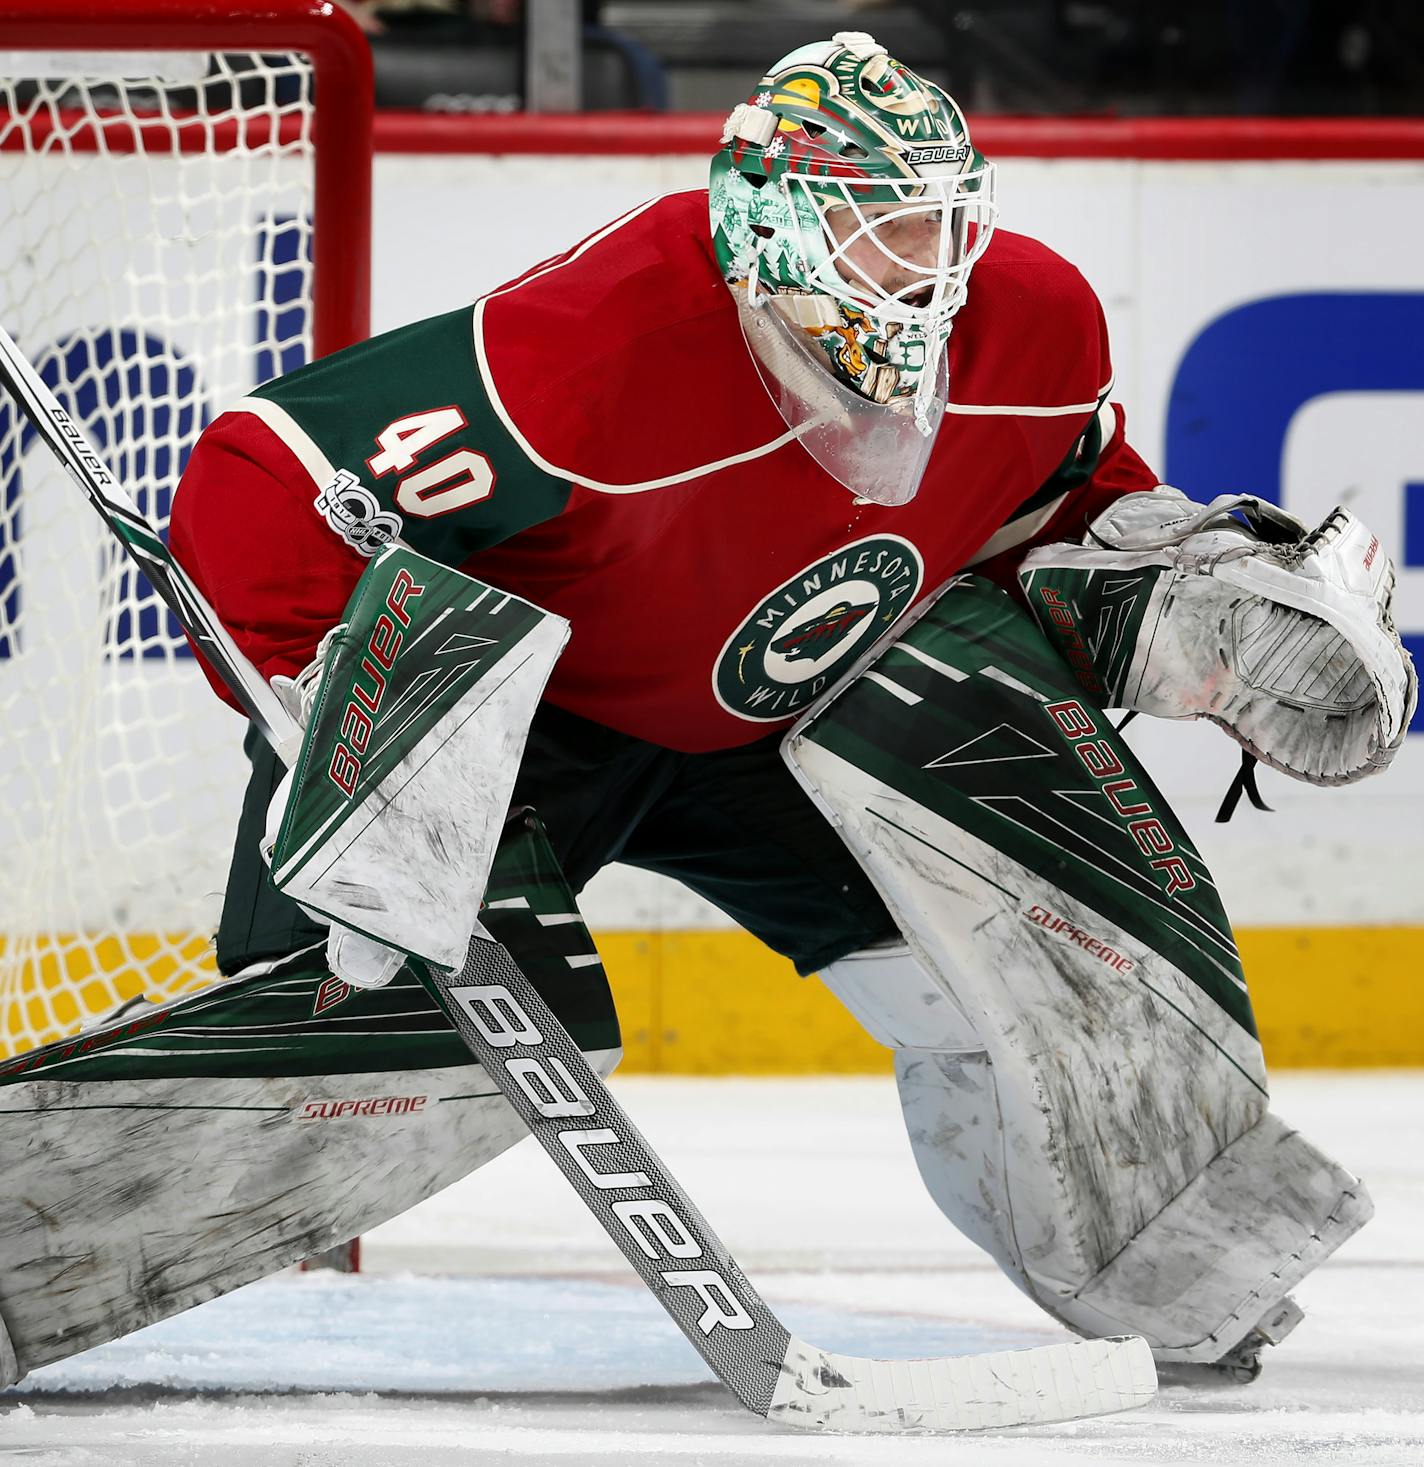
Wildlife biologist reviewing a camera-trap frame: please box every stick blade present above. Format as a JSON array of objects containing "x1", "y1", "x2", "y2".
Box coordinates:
[{"x1": 766, "y1": 1333, "x2": 1156, "y2": 1433}]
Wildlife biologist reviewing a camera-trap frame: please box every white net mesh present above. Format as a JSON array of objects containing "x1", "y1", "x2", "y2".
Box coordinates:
[{"x1": 0, "y1": 50, "x2": 318, "y2": 1055}]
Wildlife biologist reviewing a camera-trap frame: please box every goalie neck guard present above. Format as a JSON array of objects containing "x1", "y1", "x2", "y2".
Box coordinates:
[{"x1": 709, "y1": 31, "x2": 997, "y2": 505}]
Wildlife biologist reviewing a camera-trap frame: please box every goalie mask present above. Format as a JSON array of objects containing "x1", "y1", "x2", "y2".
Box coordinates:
[{"x1": 710, "y1": 31, "x2": 997, "y2": 505}]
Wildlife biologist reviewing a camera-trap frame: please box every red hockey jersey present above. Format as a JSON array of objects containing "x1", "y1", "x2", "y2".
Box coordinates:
[{"x1": 171, "y1": 189, "x2": 1156, "y2": 753}]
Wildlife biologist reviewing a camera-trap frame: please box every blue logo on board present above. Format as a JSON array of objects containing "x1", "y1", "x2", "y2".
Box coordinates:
[{"x1": 1164, "y1": 292, "x2": 1424, "y2": 732}]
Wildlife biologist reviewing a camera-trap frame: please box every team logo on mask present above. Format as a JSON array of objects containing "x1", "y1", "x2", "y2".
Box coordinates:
[
  {"x1": 315, "y1": 468, "x2": 404, "y2": 557},
  {"x1": 713, "y1": 535, "x2": 924, "y2": 722}
]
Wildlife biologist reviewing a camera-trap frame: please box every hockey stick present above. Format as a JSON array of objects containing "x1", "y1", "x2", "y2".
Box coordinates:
[
  {"x1": 0, "y1": 323, "x2": 1155, "y2": 1432},
  {"x1": 0, "y1": 336, "x2": 302, "y2": 767}
]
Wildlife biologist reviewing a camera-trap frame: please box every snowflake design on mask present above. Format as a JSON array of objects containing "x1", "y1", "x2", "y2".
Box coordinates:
[
  {"x1": 764, "y1": 135, "x2": 787, "y2": 160},
  {"x1": 754, "y1": 91, "x2": 772, "y2": 107}
]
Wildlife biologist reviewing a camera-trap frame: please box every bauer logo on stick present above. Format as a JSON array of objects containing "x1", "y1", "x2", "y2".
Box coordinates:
[{"x1": 449, "y1": 979, "x2": 758, "y2": 1337}]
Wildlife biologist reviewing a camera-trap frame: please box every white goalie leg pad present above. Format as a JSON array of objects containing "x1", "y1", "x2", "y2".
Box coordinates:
[
  {"x1": 0, "y1": 1040, "x2": 622, "y2": 1384},
  {"x1": 0, "y1": 1302, "x2": 17, "y2": 1389},
  {"x1": 820, "y1": 942, "x2": 982, "y2": 1052},
  {"x1": 798, "y1": 724, "x2": 1370, "y2": 1363},
  {"x1": 821, "y1": 947, "x2": 1018, "y2": 1272},
  {"x1": 824, "y1": 938, "x2": 1371, "y2": 1363}
]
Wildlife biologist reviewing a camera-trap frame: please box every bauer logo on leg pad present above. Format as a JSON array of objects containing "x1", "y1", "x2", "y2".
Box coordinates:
[
  {"x1": 312, "y1": 974, "x2": 353, "y2": 1016},
  {"x1": 1044, "y1": 698, "x2": 1195, "y2": 895},
  {"x1": 784, "y1": 575, "x2": 1252, "y2": 1037}
]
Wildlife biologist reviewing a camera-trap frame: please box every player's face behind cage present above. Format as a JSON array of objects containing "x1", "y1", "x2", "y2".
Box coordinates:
[{"x1": 801, "y1": 167, "x2": 997, "y2": 325}]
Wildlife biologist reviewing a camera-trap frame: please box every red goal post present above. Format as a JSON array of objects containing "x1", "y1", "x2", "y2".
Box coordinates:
[
  {"x1": 0, "y1": 0, "x2": 372, "y2": 1057},
  {"x1": 0, "y1": 0, "x2": 372, "y2": 354}
]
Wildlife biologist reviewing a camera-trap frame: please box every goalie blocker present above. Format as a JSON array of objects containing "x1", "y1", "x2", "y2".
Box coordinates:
[{"x1": 784, "y1": 573, "x2": 1372, "y2": 1373}]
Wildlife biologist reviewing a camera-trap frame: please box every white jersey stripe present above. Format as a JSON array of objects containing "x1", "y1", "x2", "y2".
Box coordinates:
[
  {"x1": 226, "y1": 394, "x2": 338, "y2": 492},
  {"x1": 1094, "y1": 393, "x2": 1119, "y2": 444},
  {"x1": 944, "y1": 379, "x2": 1114, "y2": 419},
  {"x1": 963, "y1": 493, "x2": 1067, "y2": 565},
  {"x1": 945, "y1": 400, "x2": 1097, "y2": 417}
]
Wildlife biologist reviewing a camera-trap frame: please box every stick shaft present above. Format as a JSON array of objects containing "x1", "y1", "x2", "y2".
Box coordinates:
[
  {"x1": 0, "y1": 324, "x2": 301, "y2": 763},
  {"x1": 424, "y1": 933, "x2": 790, "y2": 1415}
]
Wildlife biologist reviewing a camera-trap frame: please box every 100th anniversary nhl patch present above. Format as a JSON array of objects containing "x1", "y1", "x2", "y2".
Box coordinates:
[
  {"x1": 315, "y1": 468, "x2": 404, "y2": 556},
  {"x1": 713, "y1": 535, "x2": 923, "y2": 721}
]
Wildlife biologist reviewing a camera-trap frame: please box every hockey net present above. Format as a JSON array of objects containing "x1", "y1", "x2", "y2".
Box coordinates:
[{"x1": 0, "y1": 1, "x2": 371, "y2": 1058}]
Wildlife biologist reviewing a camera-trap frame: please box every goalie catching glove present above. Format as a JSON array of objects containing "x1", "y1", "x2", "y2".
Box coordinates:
[{"x1": 1019, "y1": 487, "x2": 1417, "y2": 786}]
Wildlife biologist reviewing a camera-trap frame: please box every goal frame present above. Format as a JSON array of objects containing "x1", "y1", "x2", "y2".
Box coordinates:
[
  {"x1": 0, "y1": 0, "x2": 374, "y2": 1056},
  {"x1": 0, "y1": 0, "x2": 373, "y2": 357}
]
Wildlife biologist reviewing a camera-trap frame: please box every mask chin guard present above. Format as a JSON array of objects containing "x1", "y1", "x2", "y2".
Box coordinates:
[{"x1": 736, "y1": 283, "x2": 947, "y2": 507}]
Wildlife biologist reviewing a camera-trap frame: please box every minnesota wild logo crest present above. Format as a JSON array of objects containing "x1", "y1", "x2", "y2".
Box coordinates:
[{"x1": 714, "y1": 535, "x2": 924, "y2": 721}]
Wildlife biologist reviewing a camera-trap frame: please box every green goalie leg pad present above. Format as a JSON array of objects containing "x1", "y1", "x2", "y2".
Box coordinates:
[
  {"x1": 0, "y1": 809, "x2": 618, "y2": 1386},
  {"x1": 791, "y1": 574, "x2": 1255, "y2": 1047}
]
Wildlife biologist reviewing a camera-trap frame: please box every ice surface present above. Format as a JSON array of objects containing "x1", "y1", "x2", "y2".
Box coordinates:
[
  {"x1": 3, "y1": 1072, "x2": 1421, "y2": 1465},
  {"x1": 7, "y1": 1273, "x2": 1037, "y2": 1395}
]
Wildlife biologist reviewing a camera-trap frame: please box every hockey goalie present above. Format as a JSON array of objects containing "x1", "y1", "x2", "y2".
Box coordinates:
[{"x1": 0, "y1": 29, "x2": 1414, "y2": 1397}]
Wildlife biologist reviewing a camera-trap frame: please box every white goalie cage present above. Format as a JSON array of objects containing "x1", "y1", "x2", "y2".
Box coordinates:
[{"x1": 0, "y1": 0, "x2": 372, "y2": 1057}]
